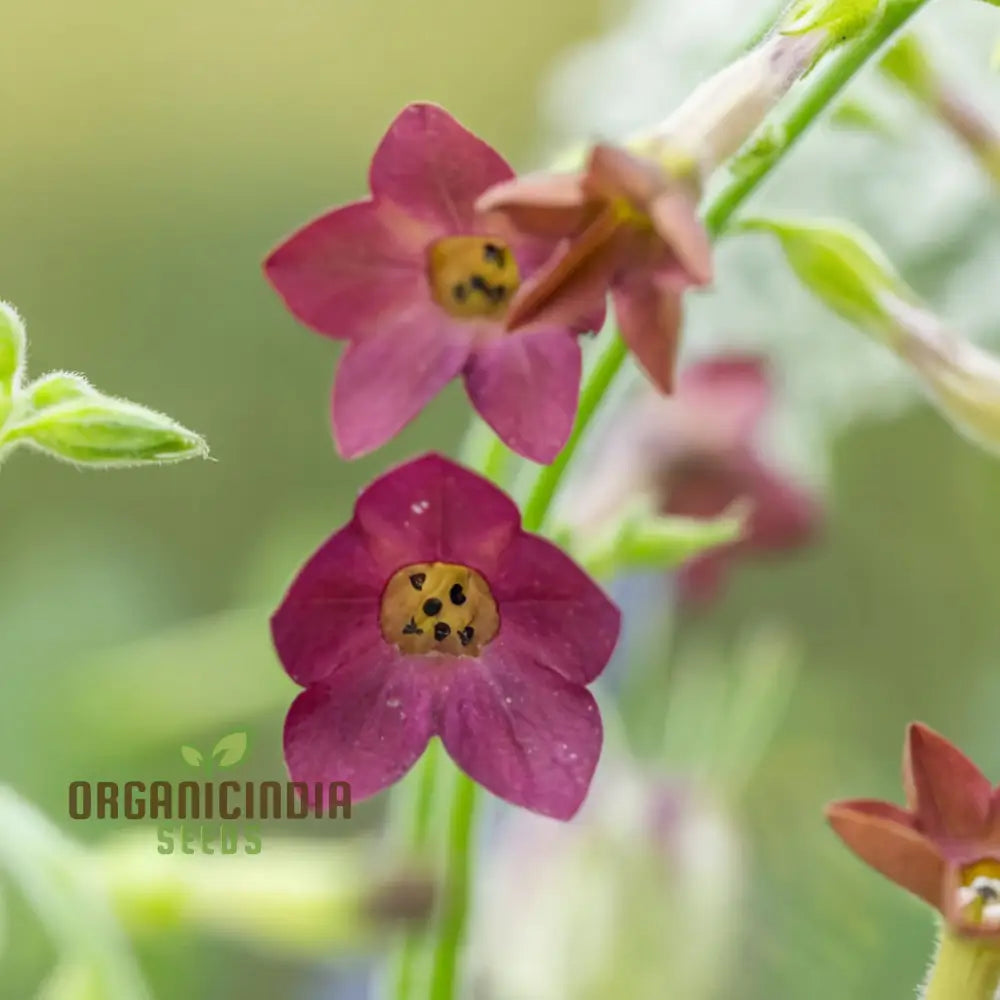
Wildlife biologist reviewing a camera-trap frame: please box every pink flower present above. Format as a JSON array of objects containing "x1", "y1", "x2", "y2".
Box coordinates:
[
  {"x1": 828, "y1": 723, "x2": 1000, "y2": 938},
  {"x1": 264, "y1": 103, "x2": 601, "y2": 464},
  {"x1": 271, "y1": 453, "x2": 621, "y2": 819},
  {"x1": 477, "y1": 144, "x2": 712, "y2": 393},
  {"x1": 564, "y1": 355, "x2": 819, "y2": 604}
]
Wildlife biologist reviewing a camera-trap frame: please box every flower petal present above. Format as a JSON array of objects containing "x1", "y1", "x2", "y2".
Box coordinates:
[
  {"x1": 612, "y1": 274, "x2": 684, "y2": 394},
  {"x1": 676, "y1": 553, "x2": 730, "y2": 606},
  {"x1": 826, "y1": 799, "x2": 945, "y2": 909},
  {"x1": 648, "y1": 191, "x2": 713, "y2": 287},
  {"x1": 354, "y1": 453, "x2": 521, "y2": 576},
  {"x1": 370, "y1": 103, "x2": 514, "y2": 233},
  {"x1": 476, "y1": 171, "x2": 594, "y2": 238},
  {"x1": 440, "y1": 651, "x2": 603, "y2": 819},
  {"x1": 271, "y1": 520, "x2": 383, "y2": 686},
  {"x1": 678, "y1": 356, "x2": 772, "y2": 443},
  {"x1": 740, "y1": 455, "x2": 820, "y2": 551},
  {"x1": 463, "y1": 328, "x2": 582, "y2": 463},
  {"x1": 264, "y1": 199, "x2": 430, "y2": 339},
  {"x1": 331, "y1": 310, "x2": 471, "y2": 459},
  {"x1": 904, "y1": 723, "x2": 992, "y2": 839},
  {"x1": 490, "y1": 533, "x2": 620, "y2": 684},
  {"x1": 505, "y1": 206, "x2": 623, "y2": 332},
  {"x1": 284, "y1": 653, "x2": 436, "y2": 804}
]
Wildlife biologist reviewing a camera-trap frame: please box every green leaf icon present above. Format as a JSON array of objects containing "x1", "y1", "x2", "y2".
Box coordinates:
[
  {"x1": 180, "y1": 746, "x2": 204, "y2": 768},
  {"x1": 212, "y1": 732, "x2": 248, "y2": 768}
]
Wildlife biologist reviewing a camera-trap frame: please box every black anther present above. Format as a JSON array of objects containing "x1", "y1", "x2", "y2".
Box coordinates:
[
  {"x1": 422, "y1": 597, "x2": 442, "y2": 616},
  {"x1": 434, "y1": 622, "x2": 451, "y2": 641},
  {"x1": 452, "y1": 283, "x2": 468, "y2": 302},
  {"x1": 402, "y1": 618, "x2": 423, "y2": 635},
  {"x1": 409, "y1": 573, "x2": 426, "y2": 590},
  {"x1": 449, "y1": 584, "x2": 466, "y2": 606},
  {"x1": 483, "y1": 243, "x2": 506, "y2": 267},
  {"x1": 458, "y1": 626, "x2": 475, "y2": 646}
]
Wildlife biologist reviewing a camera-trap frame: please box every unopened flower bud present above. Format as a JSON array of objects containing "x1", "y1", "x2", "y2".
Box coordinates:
[
  {"x1": 4, "y1": 395, "x2": 208, "y2": 467},
  {"x1": 27, "y1": 371, "x2": 100, "y2": 411},
  {"x1": 738, "y1": 216, "x2": 910, "y2": 344},
  {"x1": 745, "y1": 215, "x2": 1000, "y2": 456}
]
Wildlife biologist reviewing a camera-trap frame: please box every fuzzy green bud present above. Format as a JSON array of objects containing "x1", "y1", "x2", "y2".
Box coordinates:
[{"x1": 5, "y1": 395, "x2": 208, "y2": 467}]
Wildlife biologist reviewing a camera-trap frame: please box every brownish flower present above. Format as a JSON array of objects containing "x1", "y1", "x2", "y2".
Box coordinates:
[
  {"x1": 477, "y1": 144, "x2": 712, "y2": 393},
  {"x1": 828, "y1": 723, "x2": 1000, "y2": 937}
]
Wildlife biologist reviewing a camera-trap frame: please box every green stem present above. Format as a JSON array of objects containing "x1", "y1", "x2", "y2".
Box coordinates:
[
  {"x1": 922, "y1": 928, "x2": 1000, "y2": 1000},
  {"x1": 390, "y1": 4, "x2": 935, "y2": 998},
  {"x1": 386, "y1": 741, "x2": 443, "y2": 998},
  {"x1": 426, "y1": 772, "x2": 479, "y2": 1000},
  {"x1": 703, "y1": 0, "x2": 934, "y2": 236}
]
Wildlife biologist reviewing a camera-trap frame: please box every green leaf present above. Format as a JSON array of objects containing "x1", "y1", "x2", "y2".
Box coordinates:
[
  {"x1": 211, "y1": 731, "x2": 248, "y2": 767},
  {"x1": 0, "y1": 301, "x2": 26, "y2": 406},
  {"x1": 737, "y1": 215, "x2": 914, "y2": 344},
  {"x1": 5, "y1": 394, "x2": 209, "y2": 467},
  {"x1": 179, "y1": 745, "x2": 204, "y2": 768}
]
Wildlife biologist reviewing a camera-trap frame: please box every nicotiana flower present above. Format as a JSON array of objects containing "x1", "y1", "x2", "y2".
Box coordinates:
[
  {"x1": 264, "y1": 103, "x2": 602, "y2": 464},
  {"x1": 828, "y1": 723, "x2": 1000, "y2": 937},
  {"x1": 471, "y1": 759, "x2": 741, "y2": 1000},
  {"x1": 562, "y1": 355, "x2": 819, "y2": 603},
  {"x1": 477, "y1": 144, "x2": 712, "y2": 393},
  {"x1": 271, "y1": 453, "x2": 621, "y2": 820}
]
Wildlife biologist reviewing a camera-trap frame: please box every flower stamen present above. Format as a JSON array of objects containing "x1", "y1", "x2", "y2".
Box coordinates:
[
  {"x1": 428, "y1": 236, "x2": 520, "y2": 320},
  {"x1": 381, "y1": 561, "x2": 500, "y2": 656},
  {"x1": 957, "y1": 861, "x2": 1000, "y2": 927}
]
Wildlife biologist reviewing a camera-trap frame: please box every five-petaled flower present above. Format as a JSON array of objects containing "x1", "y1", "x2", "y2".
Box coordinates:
[
  {"x1": 828, "y1": 723, "x2": 1000, "y2": 937},
  {"x1": 562, "y1": 355, "x2": 819, "y2": 604},
  {"x1": 264, "y1": 102, "x2": 602, "y2": 464},
  {"x1": 477, "y1": 143, "x2": 713, "y2": 393},
  {"x1": 272, "y1": 453, "x2": 621, "y2": 820}
]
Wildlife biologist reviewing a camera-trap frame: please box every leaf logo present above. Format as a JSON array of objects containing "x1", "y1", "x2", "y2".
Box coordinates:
[
  {"x1": 179, "y1": 731, "x2": 249, "y2": 770},
  {"x1": 211, "y1": 732, "x2": 248, "y2": 768}
]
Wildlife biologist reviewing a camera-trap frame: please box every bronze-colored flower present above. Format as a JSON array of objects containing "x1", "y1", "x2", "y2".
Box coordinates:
[
  {"x1": 828, "y1": 723, "x2": 1000, "y2": 936},
  {"x1": 477, "y1": 144, "x2": 712, "y2": 393}
]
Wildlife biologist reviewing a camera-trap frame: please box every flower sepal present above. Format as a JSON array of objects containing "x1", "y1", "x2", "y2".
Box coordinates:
[
  {"x1": 781, "y1": 0, "x2": 886, "y2": 46},
  {"x1": 555, "y1": 499, "x2": 746, "y2": 581}
]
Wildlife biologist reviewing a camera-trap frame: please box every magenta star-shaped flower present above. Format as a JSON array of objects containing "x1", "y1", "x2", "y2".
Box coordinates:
[
  {"x1": 264, "y1": 103, "x2": 602, "y2": 464},
  {"x1": 271, "y1": 453, "x2": 622, "y2": 819}
]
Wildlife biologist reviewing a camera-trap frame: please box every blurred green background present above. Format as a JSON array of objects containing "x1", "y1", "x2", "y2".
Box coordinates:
[{"x1": 3, "y1": 0, "x2": 1000, "y2": 997}]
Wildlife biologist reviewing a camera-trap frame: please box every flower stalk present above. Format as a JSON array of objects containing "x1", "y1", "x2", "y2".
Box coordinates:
[
  {"x1": 922, "y1": 930, "x2": 1000, "y2": 1000},
  {"x1": 396, "y1": 1, "x2": 936, "y2": 997}
]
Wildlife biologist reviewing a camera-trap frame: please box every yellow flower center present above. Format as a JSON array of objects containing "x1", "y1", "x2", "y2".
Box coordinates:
[
  {"x1": 379, "y1": 561, "x2": 500, "y2": 657},
  {"x1": 957, "y1": 860, "x2": 1000, "y2": 926},
  {"x1": 427, "y1": 237, "x2": 520, "y2": 320}
]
